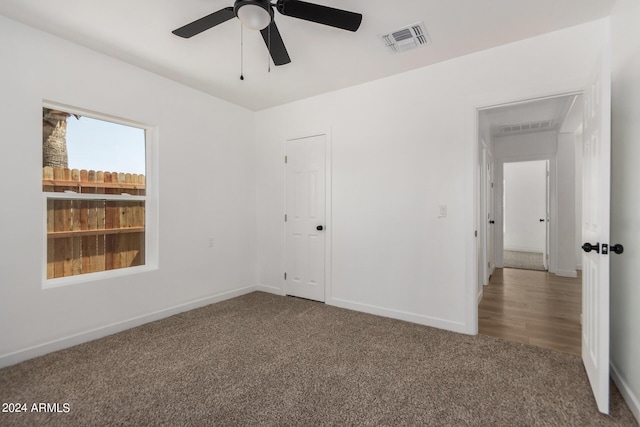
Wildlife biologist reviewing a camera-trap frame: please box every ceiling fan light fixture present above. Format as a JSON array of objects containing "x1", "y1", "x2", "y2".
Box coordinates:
[{"x1": 235, "y1": 0, "x2": 272, "y2": 30}]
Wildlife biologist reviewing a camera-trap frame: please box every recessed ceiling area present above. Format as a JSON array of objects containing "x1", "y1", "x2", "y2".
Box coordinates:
[
  {"x1": 0, "y1": 0, "x2": 616, "y2": 111},
  {"x1": 481, "y1": 94, "x2": 582, "y2": 138}
]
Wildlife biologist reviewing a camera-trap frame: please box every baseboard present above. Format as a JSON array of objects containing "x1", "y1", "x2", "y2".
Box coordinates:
[
  {"x1": 327, "y1": 297, "x2": 468, "y2": 334},
  {"x1": 503, "y1": 247, "x2": 544, "y2": 253},
  {"x1": 255, "y1": 283, "x2": 285, "y2": 296},
  {"x1": 556, "y1": 269, "x2": 578, "y2": 278},
  {"x1": 0, "y1": 285, "x2": 258, "y2": 369},
  {"x1": 611, "y1": 362, "x2": 640, "y2": 424},
  {"x1": 478, "y1": 289, "x2": 484, "y2": 304}
]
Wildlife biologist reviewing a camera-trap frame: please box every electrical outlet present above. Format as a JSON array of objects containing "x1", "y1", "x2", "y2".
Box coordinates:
[{"x1": 208, "y1": 238, "x2": 215, "y2": 248}]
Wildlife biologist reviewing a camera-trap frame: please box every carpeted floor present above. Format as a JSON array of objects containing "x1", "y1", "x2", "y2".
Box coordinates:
[
  {"x1": 503, "y1": 250, "x2": 547, "y2": 271},
  {"x1": 0, "y1": 292, "x2": 635, "y2": 426}
]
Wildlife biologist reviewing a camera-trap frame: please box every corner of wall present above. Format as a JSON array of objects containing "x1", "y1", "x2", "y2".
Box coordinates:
[{"x1": 611, "y1": 362, "x2": 640, "y2": 424}]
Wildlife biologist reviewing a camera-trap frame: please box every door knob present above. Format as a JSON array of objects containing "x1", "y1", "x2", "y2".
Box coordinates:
[
  {"x1": 581, "y1": 242, "x2": 600, "y2": 253},
  {"x1": 539, "y1": 219, "x2": 545, "y2": 222},
  {"x1": 489, "y1": 220, "x2": 495, "y2": 224},
  {"x1": 316, "y1": 225, "x2": 324, "y2": 231},
  {"x1": 611, "y1": 244, "x2": 624, "y2": 254}
]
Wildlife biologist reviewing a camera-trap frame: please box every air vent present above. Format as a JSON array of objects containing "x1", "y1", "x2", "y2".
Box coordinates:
[
  {"x1": 500, "y1": 120, "x2": 553, "y2": 134},
  {"x1": 380, "y1": 22, "x2": 431, "y2": 53}
]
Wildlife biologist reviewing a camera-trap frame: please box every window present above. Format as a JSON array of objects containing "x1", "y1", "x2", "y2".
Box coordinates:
[{"x1": 42, "y1": 105, "x2": 151, "y2": 283}]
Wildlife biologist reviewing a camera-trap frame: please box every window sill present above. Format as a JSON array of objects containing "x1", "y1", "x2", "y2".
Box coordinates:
[{"x1": 42, "y1": 264, "x2": 157, "y2": 290}]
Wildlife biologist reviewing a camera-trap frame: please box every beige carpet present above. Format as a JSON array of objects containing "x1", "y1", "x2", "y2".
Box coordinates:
[
  {"x1": 503, "y1": 250, "x2": 547, "y2": 271},
  {"x1": 0, "y1": 292, "x2": 635, "y2": 426}
]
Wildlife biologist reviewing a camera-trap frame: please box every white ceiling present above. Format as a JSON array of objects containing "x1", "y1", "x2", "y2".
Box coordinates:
[{"x1": 0, "y1": 0, "x2": 616, "y2": 111}]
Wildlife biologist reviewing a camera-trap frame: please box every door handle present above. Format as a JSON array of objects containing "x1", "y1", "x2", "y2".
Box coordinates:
[
  {"x1": 611, "y1": 244, "x2": 624, "y2": 254},
  {"x1": 539, "y1": 219, "x2": 545, "y2": 222},
  {"x1": 316, "y1": 225, "x2": 324, "y2": 231},
  {"x1": 581, "y1": 242, "x2": 600, "y2": 253},
  {"x1": 489, "y1": 220, "x2": 495, "y2": 224}
]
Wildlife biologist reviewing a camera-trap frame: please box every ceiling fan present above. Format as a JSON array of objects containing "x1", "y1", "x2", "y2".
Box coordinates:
[{"x1": 172, "y1": 0, "x2": 363, "y2": 66}]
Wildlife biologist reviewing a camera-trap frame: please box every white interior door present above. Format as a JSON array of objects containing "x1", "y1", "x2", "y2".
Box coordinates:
[
  {"x1": 486, "y1": 155, "x2": 494, "y2": 279},
  {"x1": 481, "y1": 148, "x2": 488, "y2": 285},
  {"x1": 285, "y1": 135, "x2": 326, "y2": 302},
  {"x1": 581, "y1": 46, "x2": 611, "y2": 414},
  {"x1": 543, "y1": 160, "x2": 550, "y2": 270}
]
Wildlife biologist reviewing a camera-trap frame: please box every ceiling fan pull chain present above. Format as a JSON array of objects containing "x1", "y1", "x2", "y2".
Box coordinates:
[
  {"x1": 268, "y1": 22, "x2": 271, "y2": 73},
  {"x1": 240, "y1": 23, "x2": 245, "y2": 81}
]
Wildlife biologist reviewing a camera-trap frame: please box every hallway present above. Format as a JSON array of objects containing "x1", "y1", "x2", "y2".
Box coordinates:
[{"x1": 479, "y1": 268, "x2": 581, "y2": 356}]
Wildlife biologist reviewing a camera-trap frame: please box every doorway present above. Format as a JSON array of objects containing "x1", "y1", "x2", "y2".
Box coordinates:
[
  {"x1": 476, "y1": 92, "x2": 584, "y2": 352},
  {"x1": 285, "y1": 133, "x2": 330, "y2": 302},
  {"x1": 502, "y1": 160, "x2": 549, "y2": 271}
]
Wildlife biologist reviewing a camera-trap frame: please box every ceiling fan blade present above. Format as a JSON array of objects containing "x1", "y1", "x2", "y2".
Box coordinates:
[
  {"x1": 276, "y1": 0, "x2": 362, "y2": 32},
  {"x1": 260, "y1": 21, "x2": 291, "y2": 66},
  {"x1": 172, "y1": 7, "x2": 235, "y2": 38}
]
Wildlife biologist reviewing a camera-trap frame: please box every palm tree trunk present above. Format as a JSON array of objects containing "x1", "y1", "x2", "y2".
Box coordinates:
[{"x1": 43, "y1": 108, "x2": 71, "y2": 168}]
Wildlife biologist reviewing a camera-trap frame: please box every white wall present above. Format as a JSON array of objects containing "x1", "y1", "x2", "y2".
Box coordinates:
[
  {"x1": 0, "y1": 16, "x2": 257, "y2": 366},
  {"x1": 610, "y1": 0, "x2": 640, "y2": 421},
  {"x1": 503, "y1": 161, "x2": 547, "y2": 253},
  {"x1": 255, "y1": 20, "x2": 608, "y2": 334}
]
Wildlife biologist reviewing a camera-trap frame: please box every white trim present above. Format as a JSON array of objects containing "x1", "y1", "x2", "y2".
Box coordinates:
[
  {"x1": 503, "y1": 247, "x2": 544, "y2": 253},
  {"x1": 325, "y1": 129, "x2": 333, "y2": 303},
  {"x1": 611, "y1": 362, "x2": 640, "y2": 424},
  {"x1": 468, "y1": 106, "x2": 480, "y2": 335},
  {"x1": 327, "y1": 297, "x2": 468, "y2": 335},
  {"x1": 478, "y1": 288, "x2": 484, "y2": 304},
  {"x1": 0, "y1": 285, "x2": 258, "y2": 369},
  {"x1": 42, "y1": 100, "x2": 150, "y2": 130},
  {"x1": 44, "y1": 192, "x2": 146, "y2": 201},
  {"x1": 44, "y1": 264, "x2": 157, "y2": 289},
  {"x1": 476, "y1": 90, "x2": 584, "y2": 113}
]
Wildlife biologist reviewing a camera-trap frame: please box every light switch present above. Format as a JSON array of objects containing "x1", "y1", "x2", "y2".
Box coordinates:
[{"x1": 438, "y1": 205, "x2": 447, "y2": 218}]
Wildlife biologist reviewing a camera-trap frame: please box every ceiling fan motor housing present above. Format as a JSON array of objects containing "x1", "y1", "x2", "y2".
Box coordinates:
[{"x1": 234, "y1": 0, "x2": 274, "y2": 30}]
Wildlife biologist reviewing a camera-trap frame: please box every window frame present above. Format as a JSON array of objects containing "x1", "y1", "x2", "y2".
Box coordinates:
[{"x1": 41, "y1": 101, "x2": 158, "y2": 288}]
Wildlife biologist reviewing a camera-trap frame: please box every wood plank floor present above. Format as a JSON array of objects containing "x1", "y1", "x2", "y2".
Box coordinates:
[{"x1": 479, "y1": 268, "x2": 582, "y2": 356}]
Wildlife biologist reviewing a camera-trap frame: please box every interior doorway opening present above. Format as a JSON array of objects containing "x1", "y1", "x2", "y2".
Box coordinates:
[
  {"x1": 502, "y1": 159, "x2": 549, "y2": 272},
  {"x1": 476, "y1": 92, "x2": 584, "y2": 355}
]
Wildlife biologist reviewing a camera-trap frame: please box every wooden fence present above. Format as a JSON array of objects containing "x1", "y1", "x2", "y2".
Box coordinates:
[{"x1": 43, "y1": 167, "x2": 145, "y2": 279}]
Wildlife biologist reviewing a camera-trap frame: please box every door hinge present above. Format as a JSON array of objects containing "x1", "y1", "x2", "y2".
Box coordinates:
[
  {"x1": 285, "y1": 155, "x2": 288, "y2": 164},
  {"x1": 488, "y1": 262, "x2": 490, "y2": 269},
  {"x1": 475, "y1": 230, "x2": 478, "y2": 237},
  {"x1": 284, "y1": 272, "x2": 287, "y2": 280},
  {"x1": 285, "y1": 214, "x2": 287, "y2": 222}
]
